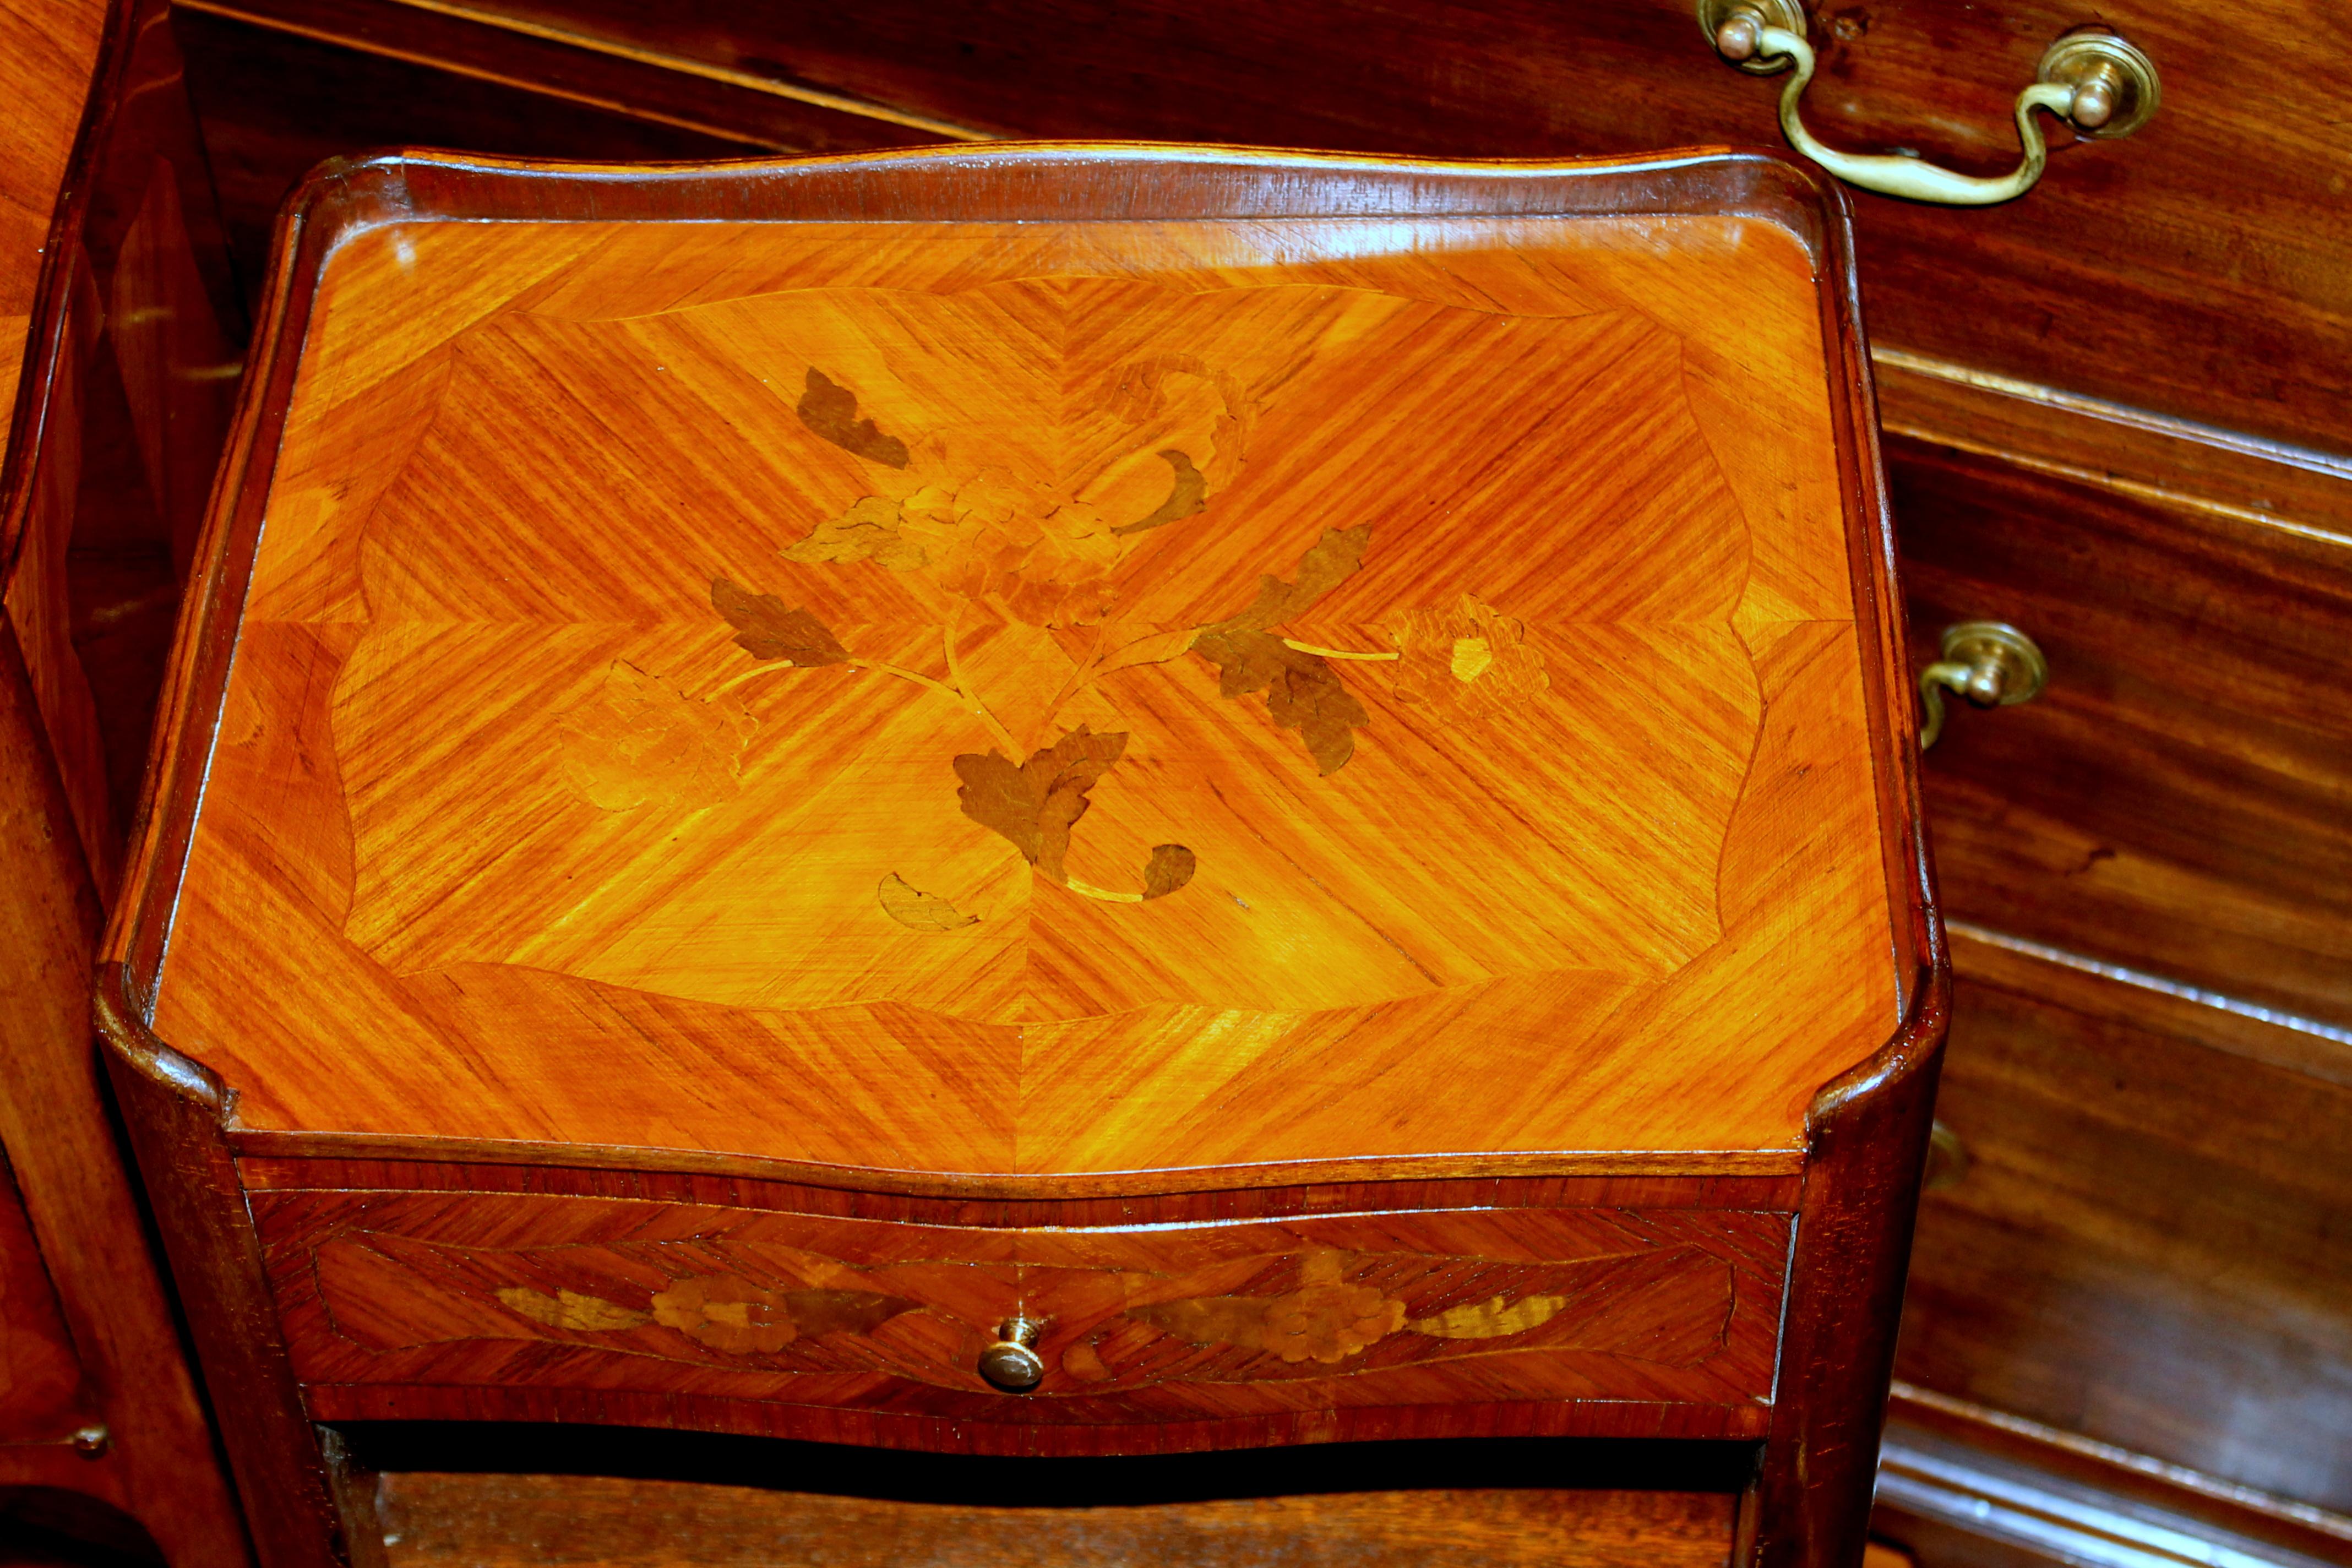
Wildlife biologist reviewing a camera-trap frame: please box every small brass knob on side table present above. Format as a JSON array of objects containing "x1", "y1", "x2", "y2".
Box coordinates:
[
  {"x1": 977, "y1": 1315, "x2": 1046, "y2": 1393},
  {"x1": 1919, "y1": 622, "x2": 2048, "y2": 749}
]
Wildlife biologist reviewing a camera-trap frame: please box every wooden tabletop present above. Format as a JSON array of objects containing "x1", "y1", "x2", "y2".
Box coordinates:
[{"x1": 145, "y1": 157, "x2": 1904, "y2": 1183}]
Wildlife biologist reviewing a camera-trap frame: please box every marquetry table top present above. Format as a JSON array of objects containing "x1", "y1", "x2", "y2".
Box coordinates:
[{"x1": 133, "y1": 149, "x2": 1917, "y2": 1185}]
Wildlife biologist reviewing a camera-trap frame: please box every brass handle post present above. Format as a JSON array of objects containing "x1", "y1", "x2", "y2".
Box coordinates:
[
  {"x1": 1919, "y1": 621, "x2": 2048, "y2": 749},
  {"x1": 1701, "y1": 2, "x2": 2159, "y2": 206},
  {"x1": 977, "y1": 1315, "x2": 1046, "y2": 1392}
]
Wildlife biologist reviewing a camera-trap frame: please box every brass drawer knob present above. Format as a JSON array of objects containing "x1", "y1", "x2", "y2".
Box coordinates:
[
  {"x1": 977, "y1": 1315, "x2": 1045, "y2": 1393},
  {"x1": 1924, "y1": 1120, "x2": 1970, "y2": 1193},
  {"x1": 1919, "y1": 622, "x2": 2048, "y2": 749}
]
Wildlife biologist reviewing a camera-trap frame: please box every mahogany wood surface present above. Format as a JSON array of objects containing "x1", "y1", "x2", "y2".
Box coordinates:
[
  {"x1": 175, "y1": 0, "x2": 2352, "y2": 462},
  {"x1": 0, "y1": 0, "x2": 248, "y2": 1560},
  {"x1": 1881, "y1": 1385, "x2": 2352, "y2": 1568},
  {"x1": 0, "y1": 1140, "x2": 82, "y2": 1441},
  {"x1": 168, "y1": 8, "x2": 766, "y2": 291},
  {"x1": 1887, "y1": 391, "x2": 2352, "y2": 1031},
  {"x1": 372, "y1": 1469, "x2": 1738, "y2": 1568},
  {"x1": 252, "y1": 1185, "x2": 1788, "y2": 1442},
  {"x1": 128, "y1": 147, "x2": 1919, "y2": 1188},
  {"x1": 1896, "y1": 925, "x2": 2352, "y2": 1514}
]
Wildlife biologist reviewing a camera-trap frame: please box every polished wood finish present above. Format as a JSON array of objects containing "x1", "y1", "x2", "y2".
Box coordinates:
[
  {"x1": 0, "y1": 0, "x2": 249, "y2": 1559},
  {"x1": 99, "y1": 144, "x2": 1940, "y2": 1568},
  {"x1": 168, "y1": 7, "x2": 768, "y2": 296},
  {"x1": 373, "y1": 1469, "x2": 1737, "y2": 1568},
  {"x1": 178, "y1": 0, "x2": 2352, "y2": 462},
  {"x1": 132, "y1": 148, "x2": 1916, "y2": 1185},
  {"x1": 1887, "y1": 389, "x2": 2352, "y2": 1031},
  {"x1": 1880, "y1": 1384, "x2": 2352, "y2": 1568},
  {"x1": 1871, "y1": 348, "x2": 2352, "y2": 1553},
  {"x1": 256, "y1": 1182, "x2": 1788, "y2": 1441},
  {"x1": 1894, "y1": 925, "x2": 2352, "y2": 1514},
  {"x1": 17, "y1": 1, "x2": 2333, "y2": 1562}
]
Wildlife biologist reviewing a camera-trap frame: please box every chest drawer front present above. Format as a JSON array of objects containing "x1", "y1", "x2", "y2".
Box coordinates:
[
  {"x1": 250, "y1": 1186, "x2": 1788, "y2": 1444},
  {"x1": 1892, "y1": 434, "x2": 2352, "y2": 1028},
  {"x1": 1897, "y1": 937, "x2": 2352, "y2": 1512}
]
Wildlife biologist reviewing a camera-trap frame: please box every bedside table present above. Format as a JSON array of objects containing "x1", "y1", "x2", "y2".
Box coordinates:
[{"x1": 99, "y1": 143, "x2": 1943, "y2": 1568}]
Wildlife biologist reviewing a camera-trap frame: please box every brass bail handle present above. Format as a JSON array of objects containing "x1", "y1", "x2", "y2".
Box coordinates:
[
  {"x1": 1918, "y1": 621, "x2": 2048, "y2": 749},
  {"x1": 1700, "y1": 1, "x2": 2160, "y2": 206}
]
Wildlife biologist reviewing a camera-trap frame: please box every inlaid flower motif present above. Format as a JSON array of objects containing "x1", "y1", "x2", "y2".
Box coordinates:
[
  {"x1": 554, "y1": 660, "x2": 756, "y2": 812},
  {"x1": 1260, "y1": 1250, "x2": 1408, "y2": 1364},
  {"x1": 650, "y1": 1275, "x2": 798, "y2": 1354},
  {"x1": 706, "y1": 362, "x2": 1404, "y2": 912},
  {"x1": 1386, "y1": 592, "x2": 1549, "y2": 719},
  {"x1": 1127, "y1": 1249, "x2": 1407, "y2": 1365}
]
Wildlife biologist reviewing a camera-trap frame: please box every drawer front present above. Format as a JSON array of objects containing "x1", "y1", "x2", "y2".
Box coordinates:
[
  {"x1": 1895, "y1": 935, "x2": 2352, "y2": 1512},
  {"x1": 251, "y1": 1186, "x2": 1788, "y2": 1445},
  {"x1": 1891, "y1": 433, "x2": 2352, "y2": 1028}
]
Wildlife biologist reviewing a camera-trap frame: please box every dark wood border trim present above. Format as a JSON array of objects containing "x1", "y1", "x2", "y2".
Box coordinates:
[
  {"x1": 232, "y1": 1155, "x2": 1803, "y2": 1226},
  {"x1": 96, "y1": 974, "x2": 349, "y2": 1568},
  {"x1": 300, "y1": 1386, "x2": 1770, "y2": 1457},
  {"x1": 0, "y1": 0, "x2": 132, "y2": 579},
  {"x1": 221, "y1": 1131, "x2": 1803, "y2": 1201},
  {"x1": 1752, "y1": 933, "x2": 1949, "y2": 1567}
]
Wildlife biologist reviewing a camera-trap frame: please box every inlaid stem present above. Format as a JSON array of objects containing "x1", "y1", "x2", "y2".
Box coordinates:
[{"x1": 1282, "y1": 639, "x2": 1399, "y2": 661}]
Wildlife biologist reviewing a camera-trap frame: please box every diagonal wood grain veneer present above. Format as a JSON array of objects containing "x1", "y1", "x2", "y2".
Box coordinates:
[
  {"x1": 148, "y1": 182, "x2": 1897, "y2": 1183},
  {"x1": 97, "y1": 144, "x2": 1943, "y2": 1568}
]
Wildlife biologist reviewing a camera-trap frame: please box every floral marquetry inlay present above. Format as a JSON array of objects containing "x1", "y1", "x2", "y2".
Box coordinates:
[
  {"x1": 155, "y1": 209, "x2": 1902, "y2": 1172},
  {"x1": 275, "y1": 1196, "x2": 1787, "y2": 1407}
]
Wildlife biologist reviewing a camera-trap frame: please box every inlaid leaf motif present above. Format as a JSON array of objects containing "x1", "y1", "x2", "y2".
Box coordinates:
[
  {"x1": 495, "y1": 1286, "x2": 650, "y2": 1332},
  {"x1": 736, "y1": 353, "x2": 1395, "y2": 912},
  {"x1": 1130, "y1": 1295, "x2": 1272, "y2": 1351},
  {"x1": 1407, "y1": 1293, "x2": 1570, "y2": 1339},
  {"x1": 781, "y1": 494, "x2": 929, "y2": 570},
  {"x1": 1213, "y1": 524, "x2": 1372, "y2": 633},
  {"x1": 877, "y1": 873, "x2": 979, "y2": 932},
  {"x1": 1192, "y1": 526, "x2": 1374, "y2": 775},
  {"x1": 710, "y1": 576, "x2": 850, "y2": 665},
  {"x1": 649, "y1": 1275, "x2": 911, "y2": 1354},
  {"x1": 1143, "y1": 843, "x2": 1197, "y2": 900},
  {"x1": 1093, "y1": 626, "x2": 1202, "y2": 678},
  {"x1": 1264, "y1": 1279, "x2": 1408, "y2": 1364},
  {"x1": 935, "y1": 521, "x2": 1119, "y2": 629},
  {"x1": 1110, "y1": 449, "x2": 1207, "y2": 536},
  {"x1": 554, "y1": 660, "x2": 755, "y2": 812},
  {"x1": 1387, "y1": 593, "x2": 1549, "y2": 718},
  {"x1": 953, "y1": 726, "x2": 1129, "y2": 885},
  {"x1": 796, "y1": 368, "x2": 909, "y2": 468},
  {"x1": 1130, "y1": 1253, "x2": 1407, "y2": 1365}
]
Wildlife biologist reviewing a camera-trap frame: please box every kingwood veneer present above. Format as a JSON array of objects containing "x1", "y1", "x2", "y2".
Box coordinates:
[{"x1": 99, "y1": 144, "x2": 1945, "y2": 1568}]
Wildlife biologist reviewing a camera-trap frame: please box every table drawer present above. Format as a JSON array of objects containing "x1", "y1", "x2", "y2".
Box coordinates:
[{"x1": 249, "y1": 1178, "x2": 1789, "y2": 1450}]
